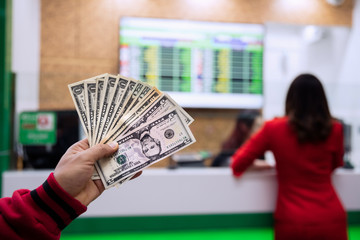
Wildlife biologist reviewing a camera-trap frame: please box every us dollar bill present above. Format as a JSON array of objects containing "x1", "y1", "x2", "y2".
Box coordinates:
[
  {"x1": 98, "y1": 79, "x2": 149, "y2": 182},
  {"x1": 106, "y1": 80, "x2": 146, "y2": 135},
  {"x1": 97, "y1": 76, "x2": 131, "y2": 142},
  {"x1": 94, "y1": 74, "x2": 117, "y2": 144},
  {"x1": 68, "y1": 81, "x2": 89, "y2": 137},
  {"x1": 73, "y1": 74, "x2": 107, "y2": 180},
  {"x1": 92, "y1": 76, "x2": 135, "y2": 180},
  {"x1": 125, "y1": 93, "x2": 194, "y2": 135},
  {"x1": 126, "y1": 84, "x2": 153, "y2": 114},
  {"x1": 92, "y1": 87, "x2": 161, "y2": 185},
  {"x1": 93, "y1": 77, "x2": 106, "y2": 145},
  {"x1": 107, "y1": 78, "x2": 137, "y2": 133},
  {"x1": 102, "y1": 88, "x2": 162, "y2": 143},
  {"x1": 111, "y1": 93, "x2": 194, "y2": 185},
  {"x1": 95, "y1": 108, "x2": 196, "y2": 189},
  {"x1": 165, "y1": 93, "x2": 194, "y2": 125},
  {"x1": 84, "y1": 79, "x2": 97, "y2": 145},
  {"x1": 117, "y1": 81, "x2": 147, "y2": 119}
]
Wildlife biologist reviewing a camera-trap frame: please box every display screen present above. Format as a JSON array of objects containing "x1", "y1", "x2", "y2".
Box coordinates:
[{"x1": 119, "y1": 17, "x2": 264, "y2": 109}]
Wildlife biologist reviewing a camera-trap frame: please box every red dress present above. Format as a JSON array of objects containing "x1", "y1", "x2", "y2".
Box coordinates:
[{"x1": 231, "y1": 117, "x2": 348, "y2": 240}]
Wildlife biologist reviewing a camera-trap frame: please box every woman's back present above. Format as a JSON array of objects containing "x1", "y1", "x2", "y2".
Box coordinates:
[
  {"x1": 265, "y1": 117, "x2": 345, "y2": 224},
  {"x1": 231, "y1": 73, "x2": 348, "y2": 239},
  {"x1": 231, "y1": 116, "x2": 347, "y2": 239}
]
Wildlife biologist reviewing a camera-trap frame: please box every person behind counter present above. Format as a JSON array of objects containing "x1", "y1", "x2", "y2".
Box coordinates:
[
  {"x1": 211, "y1": 110, "x2": 263, "y2": 167},
  {"x1": 231, "y1": 73, "x2": 347, "y2": 240},
  {"x1": 0, "y1": 139, "x2": 141, "y2": 240}
]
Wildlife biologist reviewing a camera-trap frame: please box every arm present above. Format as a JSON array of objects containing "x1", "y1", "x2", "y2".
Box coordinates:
[
  {"x1": 0, "y1": 173, "x2": 86, "y2": 240},
  {"x1": 0, "y1": 139, "x2": 138, "y2": 240},
  {"x1": 230, "y1": 123, "x2": 270, "y2": 177}
]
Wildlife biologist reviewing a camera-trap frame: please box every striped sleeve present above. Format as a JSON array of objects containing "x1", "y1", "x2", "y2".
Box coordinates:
[
  {"x1": 30, "y1": 172, "x2": 87, "y2": 230},
  {"x1": 0, "y1": 173, "x2": 87, "y2": 240}
]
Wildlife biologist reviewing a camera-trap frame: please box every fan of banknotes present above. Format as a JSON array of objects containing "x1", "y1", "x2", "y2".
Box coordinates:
[{"x1": 68, "y1": 73, "x2": 195, "y2": 189}]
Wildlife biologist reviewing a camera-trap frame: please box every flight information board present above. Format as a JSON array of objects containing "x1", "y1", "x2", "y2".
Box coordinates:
[{"x1": 119, "y1": 17, "x2": 264, "y2": 109}]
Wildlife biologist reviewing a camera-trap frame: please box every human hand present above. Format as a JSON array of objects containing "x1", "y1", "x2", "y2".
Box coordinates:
[
  {"x1": 53, "y1": 139, "x2": 141, "y2": 206},
  {"x1": 248, "y1": 159, "x2": 274, "y2": 171}
]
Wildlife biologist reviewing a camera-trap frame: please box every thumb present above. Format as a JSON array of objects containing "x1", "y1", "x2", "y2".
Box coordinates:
[{"x1": 82, "y1": 141, "x2": 119, "y2": 163}]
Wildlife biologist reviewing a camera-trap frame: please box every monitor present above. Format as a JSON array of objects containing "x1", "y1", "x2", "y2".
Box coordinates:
[{"x1": 119, "y1": 17, "x2": 264, "y2": 109}]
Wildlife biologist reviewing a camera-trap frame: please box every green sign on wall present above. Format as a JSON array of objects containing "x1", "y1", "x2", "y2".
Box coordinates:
[{"x1": 19, "y1": 112, "x2": 57, "y2": 145}]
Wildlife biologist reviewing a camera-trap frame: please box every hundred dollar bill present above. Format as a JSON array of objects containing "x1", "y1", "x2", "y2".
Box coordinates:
[
  {"x1": 68, "y1": 81, "x2": 88, "y2": 137},
  {"x1": 94, "y1": 74, "x2": 117, "y2": 144},
  {"x1": 95, "y1": 108, "x2": 196, "y2": 189}
]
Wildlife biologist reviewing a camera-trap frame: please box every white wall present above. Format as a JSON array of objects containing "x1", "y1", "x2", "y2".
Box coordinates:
[
  {"x1": 12, "y1": 0, "x2": 40, "y2": 114},
  {"x1": 262, "y1": 21, "x2": 360, "y2": 168},
  {"x1": 263, "y1": 23, "x2": 350, "y2": 119},
  {"x1": 334, "y1": 0, "x2": 360, "y2": 169}
]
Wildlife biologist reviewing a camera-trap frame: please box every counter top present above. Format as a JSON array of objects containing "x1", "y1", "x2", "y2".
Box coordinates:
[{"x1": 2, "y1": 168, "x2": 360, "y2": 217}]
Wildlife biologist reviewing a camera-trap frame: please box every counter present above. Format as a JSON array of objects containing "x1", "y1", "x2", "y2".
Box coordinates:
[{"x1": 2, "y1": 168, "x2": 360, "y2": 217}]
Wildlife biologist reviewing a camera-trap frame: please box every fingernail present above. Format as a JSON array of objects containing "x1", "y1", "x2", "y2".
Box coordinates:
[{"x1": 108, "y1": 141, "x2": 118, "y2": 149}]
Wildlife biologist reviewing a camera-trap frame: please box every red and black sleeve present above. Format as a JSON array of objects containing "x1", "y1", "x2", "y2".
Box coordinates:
[{"x1": 0, "y1": 172, "x2": 87, "y2": 240}]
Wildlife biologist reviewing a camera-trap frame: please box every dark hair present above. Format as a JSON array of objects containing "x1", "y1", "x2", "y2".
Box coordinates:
[
  {"x1": 285, "y1": 73, "x2": 332, "y2": 143},
  {"x1": 221, "y1": 110, "x2": 260, "y2": 151}
]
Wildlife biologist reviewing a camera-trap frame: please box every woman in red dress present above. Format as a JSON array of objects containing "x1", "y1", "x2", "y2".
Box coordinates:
[{"x1": 231, "y1": 74, "x2": 348, "y2": 240}]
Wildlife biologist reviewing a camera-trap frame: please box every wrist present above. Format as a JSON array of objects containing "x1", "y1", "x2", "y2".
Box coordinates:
[
  {"x1": 74, "y1": 180, "x2": 103, "y2": 206},
  {"x1": 51, "y1": 172, "x2": 88, "y2": 207},
  {"x1": 30, "y1": 173, "x2": 87, "y2": 230}
]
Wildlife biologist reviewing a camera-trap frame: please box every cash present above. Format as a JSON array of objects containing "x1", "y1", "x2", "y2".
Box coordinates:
[{"x1": 68, "y1": 73, "x2": 195, "y2": 188}]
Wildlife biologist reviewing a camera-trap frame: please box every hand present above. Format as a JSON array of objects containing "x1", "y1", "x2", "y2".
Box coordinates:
[
  {"x1": 53, "y1": 139, "x2": 141, "y2": 206},
  {"x1": 248, "y1": 159, "x2": 274, "y2": 171}
]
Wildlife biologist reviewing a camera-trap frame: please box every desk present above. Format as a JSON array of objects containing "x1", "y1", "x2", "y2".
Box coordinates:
[{"x1": 2, "y1": 168, "x2": 360, "y2": 217}]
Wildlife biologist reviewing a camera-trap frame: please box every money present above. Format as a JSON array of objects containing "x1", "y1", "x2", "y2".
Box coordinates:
[
  {"x1": 68, "y1": 82, "x2": 88, "y2": 137},
  {"x1": 125, "y1": 93, "x2": 194, "y2": 134},
  {"x1": 107, "y1": 79, "x2": 137, "y2": 133},
  {"x1": 97, "y1": 76, "x2": 129, "y2": 143},
  {"x1": 93, "y1": 76, "x2": 106, "y2": 145},
  {"x1": 68, "y1": 73, "x2": 195, "y2": 188},
  {"x1": 84, "y1": 79, "x2": 97, "y2": 144},
  {"x1": 94, "y1": 74, "x2": 118, "y2": 144},
  {"x1": 103, "y1": 88, "x2": 162, "y2": 143},
  {"x1": 96, "y1": 109, "x2": 196, "y2": 189}
]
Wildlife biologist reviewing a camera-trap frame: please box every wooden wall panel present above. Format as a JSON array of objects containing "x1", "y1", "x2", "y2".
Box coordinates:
[
  {"x1": 39, "y1": 0, "x2": 353, "y2": 164},
  {"x1": 41, "y1": 0, "x2": 78, "y2": 58},
  {"x1": 78, "y1": 0, "x2": 118, "y2": 59},
  {"x1": 40, "y1": 0, "x2": 353, "y2": 110}
]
